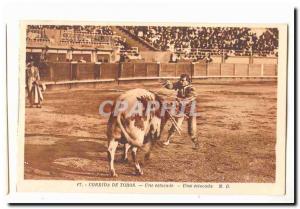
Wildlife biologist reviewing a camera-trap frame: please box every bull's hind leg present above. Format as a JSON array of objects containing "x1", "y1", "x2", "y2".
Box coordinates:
[
  {"x1": 131, "y1": 147, "x2": 143, "y2": 176},
  {"x1": 122, "y1": 143, "x2": 131, "y2": 162},
  {"x1": 143, "y1": 141, "x2": 152, "y2": 161},
  {"x1": 107, "y1": 139, "x2": 119, "y2": 177}
]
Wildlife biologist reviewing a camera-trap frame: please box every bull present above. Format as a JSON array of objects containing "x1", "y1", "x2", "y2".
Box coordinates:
[{"x1": 106, "y1": 88, "x2": 170, "y2": 177}]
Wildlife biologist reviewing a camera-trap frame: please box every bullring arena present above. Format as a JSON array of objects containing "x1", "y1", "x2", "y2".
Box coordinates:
[{"x1": 24, "y1": 25, "x2": 278, "y2": 182}]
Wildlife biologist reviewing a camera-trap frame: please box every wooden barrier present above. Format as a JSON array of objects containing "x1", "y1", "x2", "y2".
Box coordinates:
[
  {"x1": 39, "y1": 62, "x2": 277, "y2": 83},
  {"x1": 134, "y1": 63, "x2": 148, "y2": 77},
  {"x1": 175, "y1": 63, "x2": 192, "y2": 76},
  {"x1": 207, "y1": 63, "x2": 221, "y2": 76},
  {"x1": 75, "y1": 63, "x2": 95, "y2": 80},
  {"x1": 194, "y1": 63, "x2": 207, "y2": 76},
  {"x1": 52, "y1": 62, "x2": 72, "y2": 81},
  {"x1": 100, "y1": 63, "x2": 119, "y2": 79},
  {"x1": 160, "y1": 63, "x2": 177, "y2": 77},
  {"x1": 39, "y1": 64, "x2": 52, "y2": 81},
  {"x1": 234, "y1": 64, "x2": 249, "y2": 76},
  {"x1": 249, "y1": 64, "x2": 262, "y2": 76},
  {"x1": 221, "y1": 64, "x2": 234, "y2": 76},
  {"x1": 121, "y1": 63, "x2": 135, "y2": 77},
  {"x1": 263, "y1": 64, "x2": 277, "y2": 76},
  {"x1": 147, "y1": 63, "x2": 160, "y2": 77},
  {"x1": 94, "y1": 63, "x2": 101, "y2": 79}
]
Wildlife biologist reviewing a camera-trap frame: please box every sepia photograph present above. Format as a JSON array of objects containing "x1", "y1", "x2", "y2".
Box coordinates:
[{"x1": 17, "y1": 21, "x2": 288, "y2": 195}]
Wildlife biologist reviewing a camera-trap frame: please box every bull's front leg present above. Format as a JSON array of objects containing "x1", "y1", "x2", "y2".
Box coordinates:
[
  {"x1": 107, "y1": 139, "x2": 119, "y2": 177},
  {"x1": 131, "y1": 147, "x2": 143, "y2": 176}
]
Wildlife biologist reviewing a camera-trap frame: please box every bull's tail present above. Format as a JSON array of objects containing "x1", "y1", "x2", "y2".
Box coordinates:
[{"x1": 117, "y1": 113, "x2": 142, "y2": 147}]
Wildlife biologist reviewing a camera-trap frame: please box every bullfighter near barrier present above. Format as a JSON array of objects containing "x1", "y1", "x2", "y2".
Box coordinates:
[{"x1": 16, "y1": 21, "x2": 288, "y2": 196}]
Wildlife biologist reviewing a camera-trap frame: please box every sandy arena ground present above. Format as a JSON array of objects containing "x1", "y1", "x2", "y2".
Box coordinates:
[{"x1": 24, "y1": 80, "x2": 277, "y2": 182}]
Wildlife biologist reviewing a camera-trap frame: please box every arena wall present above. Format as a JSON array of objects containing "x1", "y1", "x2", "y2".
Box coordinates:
[
  {"x1": 249, "y1": 64, "x2": 262, "y2": 76},
  {"x1": 211, "y1": 56, "x2": 223, "y2": 63},
  {"x1": 221, "y1": 64, "x2": 235, "y2": 76},
  {"x1": 139, "y1": 51, "x2": 171, "y2": 62},
  {"x1": 132, "y1": 63, "x2": 148, "y2": 77},
  {"x1": 52, "y1": 62, "x2": 72, "y2": 81},
  {"x1": 193, "y1": 63, "x2": 207, "y2": 76},
  {"x1": 262, "y1": 64, "x2": 277, "y2": 76},
  {"x1": 207, "y1": 63, "x2": 221, "y2": 76},
  {"x1": 234, "y1": 64, "x2": 249, "y2": 76},
  {"x1": 100, "y1": 63, "x2": 119, "y2": 79},
  {"x1": 252, "y1": 57, "x2": 277, "y2": 64},
  {"x1": 160, "y1": 63, "x2": 177, "y2": 77},
  {"x1": 39, "y1": 62, "x2": 278, "y2": 83},
  {"x1": 147, "y1": 63, "x2": 160, "y2": 77},
  {"x1": 225, "y1": 56, "x2": 251, "y2": 64},
  {"x1": 26, "y1": 50, "x2": 278, "y2": 64},
  {"x1": 77, "y1": 63, "x2": 95, "y2": 80}
]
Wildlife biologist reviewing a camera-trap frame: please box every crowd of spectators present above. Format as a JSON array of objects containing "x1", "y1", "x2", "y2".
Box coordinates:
[
  {"x1": 113, "y1": 37, "x2": 131, "y2": 50},
  {"x1": 27, "y1": 25, "x2": 114, "y2": 35},
  {"x1": 124, "y1": 26, "x2": 278, "y2": 57},
  {"x1": 27, "y1": 25, "x2": 137, "y2": 63},
  {"x1": 27, "y1": 25, "x2": 279, "y2": 64},
  {"x1": 27, "y1": 25, "x2": 132, "y2": 50}
]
